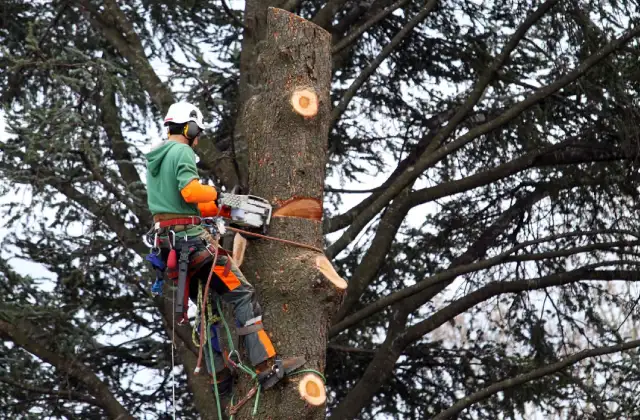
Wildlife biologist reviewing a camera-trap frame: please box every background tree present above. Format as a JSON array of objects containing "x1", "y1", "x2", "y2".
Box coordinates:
[{"x1": 3, "y1": 1, "x2": 640, "y2": 419}]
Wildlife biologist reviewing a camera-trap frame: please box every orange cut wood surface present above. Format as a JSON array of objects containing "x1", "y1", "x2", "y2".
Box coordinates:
[
  {"x1": 273, "y1": 197, "x2": 322, "y2": 220},
  {"x1": 298, "y1": 373, "x2": 326, "y2": 406},
  {"x1": 315, "y1": 255, "x2": 348, "y2": 289}
]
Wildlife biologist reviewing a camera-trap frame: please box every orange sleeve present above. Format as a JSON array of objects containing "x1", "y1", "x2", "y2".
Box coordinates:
[
  {"x1": 181, "y1": 179, "x2": 218, "y2": 203},
  {"x1": 198, "y1": 202, "x2": 232, "y2": 218}
]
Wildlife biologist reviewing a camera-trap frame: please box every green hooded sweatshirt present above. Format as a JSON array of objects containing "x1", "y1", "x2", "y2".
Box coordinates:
[{"x1": 145, "y1": 140, "x2": 204, "y2": 236}]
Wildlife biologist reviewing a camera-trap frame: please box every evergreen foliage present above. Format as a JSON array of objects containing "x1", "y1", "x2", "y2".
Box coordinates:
[{"x1": 2, "y1": 1, "x2": 640, "y2": 418}]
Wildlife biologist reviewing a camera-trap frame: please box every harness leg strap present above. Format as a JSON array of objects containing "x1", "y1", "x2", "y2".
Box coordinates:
[{"x1": 236, "y1": 323, "x2": 264, "y2": 336}]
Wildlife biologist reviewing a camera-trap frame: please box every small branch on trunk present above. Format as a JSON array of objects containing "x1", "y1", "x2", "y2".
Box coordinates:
[
  {"x1": 324, "y1": 186, "x2": 384, "y2": 193},
  {"x1": 431, "y1": 338, "x2": 640, "y2": 420}
]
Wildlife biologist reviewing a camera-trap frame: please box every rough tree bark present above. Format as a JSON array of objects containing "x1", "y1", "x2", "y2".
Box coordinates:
[{"x1": 231, "y1": 7, "x2": 335, "y2": 420}]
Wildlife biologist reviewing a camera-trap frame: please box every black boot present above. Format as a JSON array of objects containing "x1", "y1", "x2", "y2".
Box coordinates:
[{"x1": 256, "y1": 356, "x2": 306, "y2": 389}]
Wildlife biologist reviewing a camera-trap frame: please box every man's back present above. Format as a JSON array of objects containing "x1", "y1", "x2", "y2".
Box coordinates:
[{"x1": 145, "y1": 140, "x2": 199, "y2": 217}]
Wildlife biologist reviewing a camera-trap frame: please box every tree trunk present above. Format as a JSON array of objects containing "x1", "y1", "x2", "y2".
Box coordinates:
[{"x1": 232, "y1": 7, "x2": 334, "y2": 420}]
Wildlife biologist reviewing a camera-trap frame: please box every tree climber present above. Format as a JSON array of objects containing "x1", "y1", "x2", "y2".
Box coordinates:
[{"x1": 143, "y1": 102, "x2": 303, "y2": 409}]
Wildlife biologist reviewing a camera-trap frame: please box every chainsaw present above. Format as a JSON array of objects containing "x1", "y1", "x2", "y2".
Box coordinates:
[{"x1": 218, "y1": 192, "x2": 272, "y2": 234}]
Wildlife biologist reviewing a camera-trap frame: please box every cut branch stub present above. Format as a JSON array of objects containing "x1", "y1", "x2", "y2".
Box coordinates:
[
  {"x1": 298, "y1": 373, "x2": 326, "y2": 406},
  {"x1": 291, "y1": 88, "x2": 319, "y2": 117},
  {"x1": 273, "y1": 197, "x2": 323, "y2": 220},
  {"x1": 315, "y1": 254, "x2": 348, "y2": 289},
  {"x1": 232, "y1": 232, "x2": 247, "y2": 267}
]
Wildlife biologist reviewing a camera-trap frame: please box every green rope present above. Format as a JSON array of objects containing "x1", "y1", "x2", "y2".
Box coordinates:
[
  {"x1": 286, "y1": 369, "x2": 326, "y2": 382},
  {"x1": 211, "y1": 289, "x2": 328, "y2": 417},
  {"x1": 215, "y1": 296, "x2": 258, "y2": 380},
  {"x1": 253, "y1": 384, "x2": 261, "y2": 416},
  {"x1": 205, "y1": 305, "x2": 224, "y2": 420},
  {"x1": 192, "y1": 284, "x2": 203, "y2": 348}
]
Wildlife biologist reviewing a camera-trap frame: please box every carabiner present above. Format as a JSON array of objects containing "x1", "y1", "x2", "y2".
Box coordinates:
[
  {"x1": 142, "y1": 234, "x2": 154, "y2": 249},
  {"x1": 227, "y1": 349, "x2": 241, "y2": 368}
]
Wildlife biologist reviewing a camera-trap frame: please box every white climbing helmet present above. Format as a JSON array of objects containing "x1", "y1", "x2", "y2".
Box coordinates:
[{"x1": 163, "y1": 102, "x2": 206, "y2": 130}]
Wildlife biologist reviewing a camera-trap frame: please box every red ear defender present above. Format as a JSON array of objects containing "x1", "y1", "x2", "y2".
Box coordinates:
[{"x1": 167, "y1": 248, "x2": 177, "y2": 270}]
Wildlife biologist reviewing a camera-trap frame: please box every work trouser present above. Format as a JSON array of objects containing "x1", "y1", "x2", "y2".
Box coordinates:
[{"x1": 165, "y1": 229, "x2": 276, "y2": 373}]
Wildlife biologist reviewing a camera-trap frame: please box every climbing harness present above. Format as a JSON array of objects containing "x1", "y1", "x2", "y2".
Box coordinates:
[{"x1": 144, "y1": 214, "x2": 327, "y2": 417}]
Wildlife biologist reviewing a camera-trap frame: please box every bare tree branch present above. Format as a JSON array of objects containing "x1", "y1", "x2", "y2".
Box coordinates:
[
  {"x1": 0, "y1": 377, "x2": 100, "y2": 407},
  {"x1": 221, "y1": 0, "x2": 247, "y2": 30},
  {"x1": 506, "y1": 240, "x2": 640, "y2": 262},
  {"x1": 325, "y1": 18, "x2": 640, "y2": 258},
  {"x1": 333, "y1": 185, "x2": 413, "y2": 320},
  {"x1": 330, "y1": 0, "x2": 438, "y2": 128},
  {"x1": 331, "y1": 231, "x2": 640, "y2": 335},
  {"x1": 312, "y1": 0, "x2": 351, "y2": 28},
  {"x1": 324, "y1": 107, "x2": 456, "y2": 234},
  {"x1": 431, "y1": 331, "x2": 640, "y2": 419},
  {"x1": 331, "y1": 268, "x2": 640, "y2": 419},
  {"x1": 329, "y1": 184, "x2": 554, "y2": 418},
  {"x1": 331, "y1": 133, "x2": 640, "y2": 319},
  {"x1": 403, "y1": 268, "x2": 640, "y2": 344},
  {"x1": 98, "y1": 60, "x2": 143, "y2": 189},
  {"x1": 332, "y1": 0, "x2": 411, "y2": 54},
  {"x1": 0, "y1": 319, "x2": 134, "y2": 420},
  {"x1": 332, "y1": 185, "x2": 550, "y2": 333},
  {"x1": 406, "y1": 133, "x2": 640, "y2": 208},
  {"x1": 77, "y1": 0, "x2": 240, "y2": 188}
]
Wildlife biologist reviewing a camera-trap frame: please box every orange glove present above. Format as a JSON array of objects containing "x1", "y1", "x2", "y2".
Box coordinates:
[
  {"x1": 181, "y1": 179, "x2": 218, "y2": 203},
  {"x1": 181, "y1": 180, "x2": 231, "y2": 218},
  {"x1": 198, "y1": 201, "x2": 231, "y2": 218}
]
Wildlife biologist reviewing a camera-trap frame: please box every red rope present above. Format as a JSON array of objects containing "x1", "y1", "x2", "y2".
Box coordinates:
[
  {"x1": 227, "y1": 226, "x2": 323, "y2": 253},
  {"x1": 195, "y1": 243, "x2": 219, "y2": 374}
]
